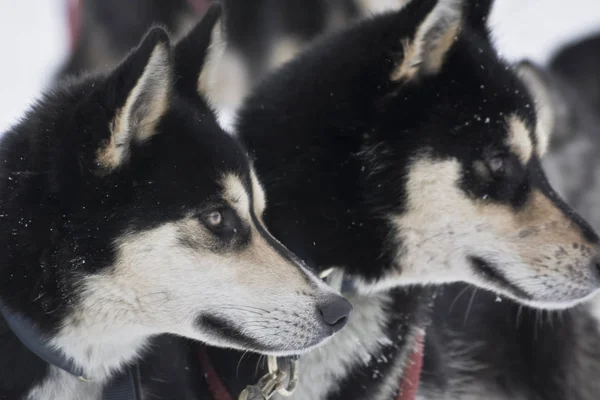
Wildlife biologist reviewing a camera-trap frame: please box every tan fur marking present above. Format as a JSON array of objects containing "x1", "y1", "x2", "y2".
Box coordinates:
[
  {"x1": 249, "y1": 168, "x2": 267, "y2": 217},
  {"x1": 517, "y1": 63, "x2": 555, "y2": 157},
  {"x1": 506, "y1": 115, "x2": 533, "y2": 165},
  {"x1": 268, "y1": 36, "x2": 303, "y2": 71},
  {"x1": 221, "y1": 173, "x2": 251, "y2": 223}
]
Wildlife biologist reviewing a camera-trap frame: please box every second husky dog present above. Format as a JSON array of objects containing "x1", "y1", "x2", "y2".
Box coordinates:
[{"x1": 419, "y1": 32, "x2": 600, "y2": 400}]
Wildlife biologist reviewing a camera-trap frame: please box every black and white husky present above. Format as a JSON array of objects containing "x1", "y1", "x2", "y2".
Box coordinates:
[
  {"x1": 139, "y1": 1, "x2": 600, "y2": 399},
  {"x1": 0, "y1": 9, "x2": 352, "y2": 400}
]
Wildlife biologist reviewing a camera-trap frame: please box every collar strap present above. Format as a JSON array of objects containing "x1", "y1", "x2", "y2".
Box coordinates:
[
  {"x1": 0, "y1": 299, "x2": 88, "y2": 380},
  {"x1": 0, "y1": 299, "x2": 141, "y2": 400}
]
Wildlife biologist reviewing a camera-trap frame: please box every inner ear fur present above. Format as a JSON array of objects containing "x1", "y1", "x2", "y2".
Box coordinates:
[
  {"x1": 97, "y1": 27, "x2": 173, "y2": 173},
  {"x1": 173, "y1": 2, "x2": 223, "y2": 100},
  {"x1": 391, "y1": 0, "x2": 464, "y2": 81}
]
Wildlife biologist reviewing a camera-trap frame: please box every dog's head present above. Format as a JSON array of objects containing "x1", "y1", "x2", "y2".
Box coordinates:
[
  {"x1": 0, "y1": 6, "x2": 350, "y2": 359},
  {"x1": 225, "y1": 0, "x2": 599, "y2": 309}
]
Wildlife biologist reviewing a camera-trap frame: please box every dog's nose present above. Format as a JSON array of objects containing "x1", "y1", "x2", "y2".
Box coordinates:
[{"x1": 318, "y1": 296, "x2": 352, "y2": 332}]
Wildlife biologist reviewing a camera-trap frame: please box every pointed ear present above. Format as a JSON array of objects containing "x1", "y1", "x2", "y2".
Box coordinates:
[
  {"x1": 98, "y1": 27, "x2": 172, "y2": 172},
  {"x1": 173, "y1": 3, "x2": 223, "y2": 100},
  {"x1": 391, "y1": 0, "x2": 463, "y2": 81},
  {"x1": 516, "y1": 60, "x2": 557, "y2": 157}
]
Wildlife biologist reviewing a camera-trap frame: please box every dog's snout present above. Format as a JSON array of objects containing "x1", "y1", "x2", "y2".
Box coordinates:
[{"x1": 318, "y1": 296, "x2": 352, "y2": 332}]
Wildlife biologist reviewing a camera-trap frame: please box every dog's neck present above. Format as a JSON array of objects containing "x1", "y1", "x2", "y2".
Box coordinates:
[
  {"x1": 0, "y1": 305, "x2": 148, "y2": 400},
  {"x1": 48, "y1": 327, "x2": 148, "y2": 382}
]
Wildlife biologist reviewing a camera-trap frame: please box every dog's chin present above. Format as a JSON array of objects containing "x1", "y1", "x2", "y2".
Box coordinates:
[
  {"x1": 195, "y1": 314, "x2": 335, "y2": 356},
  {"x1": 512, "y1": 287, "x2": 600, "y2": 310},
  {"x1": 468, "y1": 255, "x2": 600, "y2": 310}
]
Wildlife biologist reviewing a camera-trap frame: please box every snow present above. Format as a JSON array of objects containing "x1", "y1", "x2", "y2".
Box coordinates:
[{"x1": 0, "y1": 0, "x2": 599, "y2": 133}]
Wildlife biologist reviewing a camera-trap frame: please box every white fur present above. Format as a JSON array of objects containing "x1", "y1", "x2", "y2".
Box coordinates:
[
  {"x1": 517, "y1": 62, "x2": 555, "y2": 157},
  {"x1": 275, "y1": 276, "x2": 392, "y2": 400},
  {"x1": 198, "y1": 22, "x2": 249, "y2": 133},
  {"x1": 27, "y1": 367, "x2": 102, "y2": 400}
]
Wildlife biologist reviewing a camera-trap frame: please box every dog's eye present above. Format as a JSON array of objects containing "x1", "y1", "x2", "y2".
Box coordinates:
[
  {"x1": 200, "y1": 208, "x2": 240, "y2": 239},
  {"x1": 486, "y1": 155, "x2": 507, "y2": 178},
  {"x1": 205, "y1": 211, "x2": 223, "y2": 227}
]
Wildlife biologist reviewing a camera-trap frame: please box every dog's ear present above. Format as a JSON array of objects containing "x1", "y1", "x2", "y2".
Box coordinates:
[
  {"x1": 516, "y1": 60, "x2": 556, "y2": 157},
  {"x1": 391, "y1": 0, "x2": 464, "y2": 81},
  {"x1": 98, "y1": 27, "x2": 172, "y2": 172},
  {"x1": 173, "y1": 3, "x2": 224, "y2": 101}
]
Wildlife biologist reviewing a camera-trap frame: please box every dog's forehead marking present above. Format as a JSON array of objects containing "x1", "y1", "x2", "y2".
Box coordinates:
[
  {"x1": 221, "y1": 173, "x2": 251, "y2": 220},
  {"x1": 249, "y1": 168, "x2": 266, "y2": 216},
  {"x1": 506, "y1": 115, "x2": 533, "y2": 165}
]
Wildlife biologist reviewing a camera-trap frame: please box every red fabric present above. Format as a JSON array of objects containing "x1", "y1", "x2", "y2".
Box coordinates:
[
  {"x1": 396, "y1": 332, "x2": 425, "y2": 400},
  {"x1": 187, "y1": 0, "x2": 210, "y2": 15},
  {"x1": 198, "y1": 345, "x2": 234, "y2": 400},
  {"x1": 66, "y1": 0, "x2": 82, "y2": 52}
]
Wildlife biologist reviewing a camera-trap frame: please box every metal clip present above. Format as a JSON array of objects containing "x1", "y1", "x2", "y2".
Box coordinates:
[{"x1": 238, "y1": 356, "x2": 299, "y2": 400}]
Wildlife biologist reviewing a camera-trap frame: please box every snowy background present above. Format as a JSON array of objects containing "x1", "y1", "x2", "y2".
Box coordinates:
[{"x1": 0, "y1": 0, "x2": 599, "y2": 133}]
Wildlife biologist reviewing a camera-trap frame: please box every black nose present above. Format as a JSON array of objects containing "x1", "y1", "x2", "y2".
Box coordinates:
[{"x1": 318, "y1": 296, "x2": 352, "y2": 332}]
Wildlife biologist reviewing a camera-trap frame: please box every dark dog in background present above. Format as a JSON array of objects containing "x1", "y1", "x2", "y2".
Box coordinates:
[{"x1": 56, "y1": 0, "x2": 408, "y2": 129}]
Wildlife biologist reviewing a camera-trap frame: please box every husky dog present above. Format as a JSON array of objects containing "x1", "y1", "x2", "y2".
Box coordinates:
[
  {"x1": 419, "y1": 32, "x2": 600, "y2": 400},
  {"x1": 0, "y1": 8, "x2": 352, "y2": 400},
  {"x1": 144, "y1": 1, "x2": 600, "y2": 399}
]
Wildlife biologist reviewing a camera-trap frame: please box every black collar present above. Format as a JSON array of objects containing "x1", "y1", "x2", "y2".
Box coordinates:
[
  {"x1": 0, "y1": 299, "x2": 141, "y2": 400},
  {"x1": 0, "y1": 298, "x2": 88, "y2": 380}
]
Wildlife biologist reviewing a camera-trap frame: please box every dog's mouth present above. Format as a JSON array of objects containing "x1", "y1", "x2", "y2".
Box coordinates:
[
  {"x1": 195, "y1": 313, "x2": 334, "y2": 356},
  {"x1": 468, "y1": 256, "x2": 532, "y2": 301}
]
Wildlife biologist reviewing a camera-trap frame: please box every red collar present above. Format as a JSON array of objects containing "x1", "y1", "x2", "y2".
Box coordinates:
[
  {"x1": 66, "y1": 0, "x2": 82, "y2": 52},
  {"x1": 198, "y1": 331, "x2": 425, "y2": 400},
  {"x1": 397, "y1": 331, "x2": 425, "y2": 400}
]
